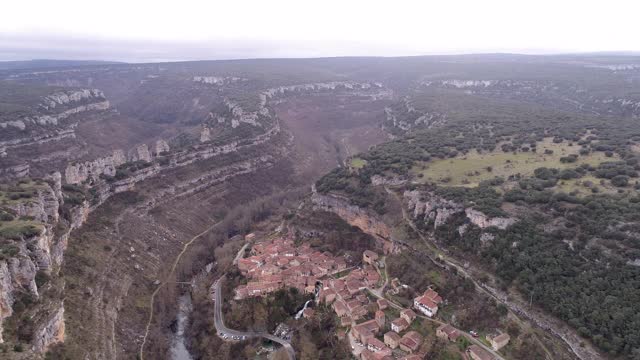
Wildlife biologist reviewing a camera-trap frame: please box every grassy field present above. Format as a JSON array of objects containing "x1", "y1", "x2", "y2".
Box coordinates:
[
  {"x1": 0, "y1": 179, "x2": 48, "y2": 240},
  {"x1": 413, "y1": 138, "x2": 619, "y2": 187},
  {"x1": 350, "y1": 157, "x2": 367, "y2": 169},
  {"x1": 0, "y1": 179, "x2": 47, "y2": 205},
  {"x1": 0, "y1": 219, "x2": 44, "y2": 240},
  {"x1": 555, "y1": 175, "x2": 638, "y2": 197}
]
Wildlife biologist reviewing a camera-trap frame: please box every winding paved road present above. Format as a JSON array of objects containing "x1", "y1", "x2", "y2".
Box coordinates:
[{"x1": 213, "y1": 276, "x2": 296, "y2": 360}]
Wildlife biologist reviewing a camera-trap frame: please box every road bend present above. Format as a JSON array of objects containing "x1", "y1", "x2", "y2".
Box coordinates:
[{"x1": 214, "y1": 276, "x2": 296, "y2": 360}]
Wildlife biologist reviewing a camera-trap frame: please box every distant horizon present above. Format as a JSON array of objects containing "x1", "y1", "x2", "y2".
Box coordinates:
[{"x1": 3, "y1": 50, "x2": 640, "y2": 66}]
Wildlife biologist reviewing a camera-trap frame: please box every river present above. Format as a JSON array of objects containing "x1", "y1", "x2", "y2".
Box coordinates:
[{"x1": 170, "y1": 293, "x2": 194, "y2": 360}]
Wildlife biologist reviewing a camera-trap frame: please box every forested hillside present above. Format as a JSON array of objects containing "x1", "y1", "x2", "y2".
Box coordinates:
[{"x1": 316, "y1": 56, "x2": 640, "y2": 358}]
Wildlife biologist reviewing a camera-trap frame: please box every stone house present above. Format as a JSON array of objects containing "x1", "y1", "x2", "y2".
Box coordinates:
[
  {"x1": 436, "y1": 324, "x2": 461, "y2": 342},
  {"x1": 391, "y1": 317, "x2": 409, "y2": 333},
  {"x1": 400, "y1": 309, "x2": 416, "y2": 324},
  {"x1": 488, "y1": 333, "x2": 510, "y2": 351},
  {"x1": 384, "y1": 331, "x2": 401, "y2": 349},
  {"x1": 399, "y1": 331, "x2": 423, "y2": 353},
  {"x1": 377, "y1": 298, "x2": 388, "y2": 310}
]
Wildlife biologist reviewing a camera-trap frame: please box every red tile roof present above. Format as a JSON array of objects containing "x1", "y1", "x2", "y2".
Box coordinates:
[
  {"x1": 424, "y1": 288, "x2": 443, "y2": 304},
  {"x1": 415, "y1": 294, "x2": 438, "y2": 310}
]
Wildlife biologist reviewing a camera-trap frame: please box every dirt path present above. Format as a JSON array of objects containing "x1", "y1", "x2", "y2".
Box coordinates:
[{"x1": 138, "y1": 220, "x2": 222, "y2": 360}]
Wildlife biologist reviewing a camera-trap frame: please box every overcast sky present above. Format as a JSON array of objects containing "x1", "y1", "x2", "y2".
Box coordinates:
[{"x1": 1, "y1": 0, "x2": 639, "y2": 62}]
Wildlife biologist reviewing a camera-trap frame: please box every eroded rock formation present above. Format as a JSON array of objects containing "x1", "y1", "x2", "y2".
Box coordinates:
[
  {"x1": 404, "y1": 190, "x2": 517, "y2": 230},
  {"x1": 311, "y1": 191, "x2": 394, "y2": 253}
]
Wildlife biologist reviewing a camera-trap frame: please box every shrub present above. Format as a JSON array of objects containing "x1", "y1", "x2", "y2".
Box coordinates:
[
  {"x1": 0, "y1": 225, "x2": 41, "y2": 240},
  {"x1": 35, "y1": 270, "x2": 50, "y2": 288},
  {"x1": 559, "y1": 169, "x2": 580, "y2": 180},
  {"x1": 611, "y1": 175, "x2": 630, "y2": 187},
  {"x1": 560, "y1": 155, "x2": 578, "y2": 163},
  {"x1": 534, "y1": 167, "x2": 558, "y2": 180},
  {"x1": 0, "y1": 212, "x2": 14, "y2": 221}
]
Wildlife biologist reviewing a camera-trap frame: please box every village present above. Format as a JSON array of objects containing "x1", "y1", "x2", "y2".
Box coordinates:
[{"x1": 230, "y1": 235, "x2": 511, "y2": 360}]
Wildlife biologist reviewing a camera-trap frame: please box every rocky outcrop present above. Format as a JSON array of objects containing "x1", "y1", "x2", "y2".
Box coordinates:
[
  {"x1": 0, "y1": 263, "x2": 15, "y2": 343},
  {"x1": 371, "y1": 174, "x2": 406, "y2": 186},
  {"x1": 0, "y1": 120, "x2": 26, "y2": 130},
  {"x1": 0, "y1": 128, "x2": 77, "y2": 153},
  {"x1": 193, "y1": 76, "x2": 247, "y2": 85},
  {"x1": 404, "y1": 190, "x2": 464, "y2": 228},
  {"x1": 0, "y1": 163, "x2": 30, "y2": 179},
  {"x1": 200, "y1": 127, "x2": 211, "y2": 142},
  {"x1": 65, "y1": 150, "x2": 127, "y2": 184},
  {"x1": 7, "y1": 184, "x2": 59, "y2": 224},
  {"x1": 404, "y1": 190, "x2": 517, "y2": 230},
  {"x1": 32, "y1": 306, "x2": 65, "y2": 352},
  {"x1": 223, "y1": 99, "x2": 261, "y2": 128},
  {"x1": 465, "y1": 208, "x2": 516, "y2": 230},
  {"x1": 1, "y1": 101, "x2": 111, "y2": 132},
  {"x1": 41, "y1": 89, "x2": 105, "y2": 110},
  {"x1": 0, "y1": 172, "x2": 90, "y2": 349},
  {"x1": 262, "y1": 81, "x2": 381, "y2": 98},
  {"x1": 0, "y1": 242, "x2": 41, "y2": 343},
  {"x1": 311, "y1": 191, "x2": 393, "y2": 253},
  {"x1": 154, "y1": 139, "x2": 170, "y2": 155},
  {"x1": 128, "y1": 144, "x2": 152, "y2": 163}
]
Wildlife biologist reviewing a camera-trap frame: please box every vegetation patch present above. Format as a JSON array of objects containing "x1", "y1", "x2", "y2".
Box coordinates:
[
  {"x1": 350, "y1": 157, "x2": 366, "y2": 169},
  {"x1": 413, "y1": 138, "x2": 618, "y2": 187}
]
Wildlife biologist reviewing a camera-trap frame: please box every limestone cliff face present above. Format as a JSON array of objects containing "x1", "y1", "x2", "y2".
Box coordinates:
[
  {"x1": 404, "y1": 190, "x2": 465, "y2": 228},
  {"x1": 41, "y1": 89, "x2": 106, "y2": 110},
  {"x1": 370, "y1": 174, "x2": 406, "y2": 186},
  {"x1": 404, "y1": 190, "x2": 517, "y2": 231},
  {"x1": 0, "y1": 164, "x2": 30, "y2": 179},
  {"x1": 128, "y1": 144, "x2": 152, "y2": 163},
  {"x1": 223, "y1": 99, "x2": 261, "y2": 128},
  {"x1": 193, "y1": 76, "x2": 247, "y2": 85},
  {"x1": 464, "y1": 208, "x2": 516, "y2": 230},
  {"x1": 154, "y1": 139, "x2": 170, "y2": 155},
  {"x1": 311, "y1": 191, "x2": 394, "y2": 253},
  {"x1": 65, "y1": 150, "x2": 126, "y2": 184},
  {"x1": 0, "y1": 92, "x2": 110, "y2": 132},
  {"x1": 262, "y1": 81, "x2": 381, "y2": 98},
  {"x1": 0, "y1": 88, "x2": 111, "y2": 166},
  {"x1": 6, "y1": 182, "x2": 59, "y2": 224},
  {"x1": 32, "y1": 306, "x2": 65, "y2": 353},
  {"x1": 200, "y1": 127, "x2": 211, "y2": 142},
  {"x1": 0, "y1": 172, "x2": 88, "y2": 349},
  {"x1": 0, "y1": 263, "x2": 14, "y2": 340}
]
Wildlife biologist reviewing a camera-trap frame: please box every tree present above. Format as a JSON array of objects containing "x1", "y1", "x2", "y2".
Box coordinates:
[{"x1": 611, "y1": 175, "x2": 629, "y2": 187}]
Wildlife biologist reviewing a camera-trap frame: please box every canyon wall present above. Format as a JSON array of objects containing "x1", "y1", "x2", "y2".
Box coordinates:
[
  {"x1": 404, "y1": 189, "x2": 517, "y2": 231},
  {"x1": 311, "y1": 191, "x2": 394, "y2": 254},
  {"x1": 0, "y1": 172, "x2": 89, "y2": 352}
]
